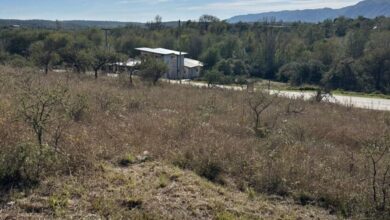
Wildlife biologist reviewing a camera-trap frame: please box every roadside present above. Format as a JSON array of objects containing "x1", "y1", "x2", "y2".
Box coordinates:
[{"x1": 165, "y1": 79, "x2": 390, "y2": 111}]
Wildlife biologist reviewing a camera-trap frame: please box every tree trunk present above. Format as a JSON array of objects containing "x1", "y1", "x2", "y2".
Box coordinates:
[
  {"x1": 45, "y1": 65, "x2": 49, "y2": 75},
  {"x1": 95, "y1": 69, "x2": 98, "y2": 79}
]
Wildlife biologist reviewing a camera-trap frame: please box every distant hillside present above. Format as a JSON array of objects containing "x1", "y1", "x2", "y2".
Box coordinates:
[
  {"x1": 228, "y1": 0, "x2": 390, "y2": 23},
  {"x1": 0, "y1": 19, "x2": 143, "y2": 29}
]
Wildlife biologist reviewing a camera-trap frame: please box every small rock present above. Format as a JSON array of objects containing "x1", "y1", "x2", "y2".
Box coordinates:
[{"x1": 136, "y1": 151, "x2": 151, "y2": 163}]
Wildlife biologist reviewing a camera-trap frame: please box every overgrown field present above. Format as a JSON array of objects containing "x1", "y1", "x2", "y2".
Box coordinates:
[{"x1": 0, "y1": 66, "x2": 389, "y2": 219}]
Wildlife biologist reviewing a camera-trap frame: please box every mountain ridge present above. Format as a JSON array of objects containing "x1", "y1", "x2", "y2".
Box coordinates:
[
  {"x1": 0, "y1": 19, "x2": 143, "y2": 29},
  {"x1": 228, "y1": 0, "x2": 390, "y2": 23}
]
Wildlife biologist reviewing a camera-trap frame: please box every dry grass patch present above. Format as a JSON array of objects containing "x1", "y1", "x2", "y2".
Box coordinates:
[
  {"x1": 1, "y1": 161, "x2": 336, "y2": 219},
  {"x1": 0, "y1": 66, "x2": 389, "y2": 218}
]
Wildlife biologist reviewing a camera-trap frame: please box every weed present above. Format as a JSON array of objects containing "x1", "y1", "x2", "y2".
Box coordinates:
[
  {"x1": 158, "y1": 173, "x2": 170, "y2": 188},
  {"x1": 119, "y1": 153, "x2": 136, "y2": 167}
]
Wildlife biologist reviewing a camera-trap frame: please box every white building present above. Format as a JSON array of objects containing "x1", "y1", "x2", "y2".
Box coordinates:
[
  {"x1": 106, "y1": 58, "x2": 141, "y2": 73},
  {"x1": 184, "y1": 58, "x2": 203, "y2": 79},
  {"x1": 136, "y1": 47, "x2": 187, "y2": 79}
]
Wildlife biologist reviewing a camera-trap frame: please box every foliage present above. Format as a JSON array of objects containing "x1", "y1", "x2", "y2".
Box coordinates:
[
  {"x1": 1, "y1": 16, "x2": 390, "y2": 93},
  {"x1": 200, "y1": 47, "x2": 220, "y2": 69},
  {"x1": 90, "y1": 49, "x2": 121, "y2": 78},
  {"x1": 0, "y1": 142, "x2": 54, "y2": 188},
  {"x1": 278, "y1": 60, "x2": 324, "y2": 86},
  {"x1": 323, "y1": 58, "x2": 360, "y2": 91},
  {"x1": 138, "y1": 57, "x2": 168, "y2": 85},
  {"x1": 204, "y1": 70, "x2": 223, "y2": 86},
  {"x1": 18, "y1": 81, "x2": 68, "y2": 146}
]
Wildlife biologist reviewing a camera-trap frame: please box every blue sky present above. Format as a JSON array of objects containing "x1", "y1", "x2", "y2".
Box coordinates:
[{"x1": 0, "y1": 0, "x2": 362, "y2": 22}]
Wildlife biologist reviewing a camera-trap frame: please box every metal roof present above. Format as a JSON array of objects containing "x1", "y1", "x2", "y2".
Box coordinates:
[
  {"x1": 112, "y1": 59, "x2": 141, "y2": 67},
  {"x1": 184, "y1": 58, "x2": 203, "y2": 68},
  {"x1": 136, "y1": 47, "x2": 188, "y2": 55}
]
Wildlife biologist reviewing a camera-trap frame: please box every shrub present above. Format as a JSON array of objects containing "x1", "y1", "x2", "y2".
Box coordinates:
[
  {"x1": 138, "y1": 57, "x2": 168, "y2": 85},
  {"x1": 119, "y1": 154, "x2": 136, "y2": 167},
  {"x1": 277, "y1": 60, "x2": 324, "y2": 86},
  {"x1": 67, "y1": 94, "x2": 89, "y2": 122},
  {"x1": 199, "y1": 161, "x2": 223, "y2": 183},
  {"x1": 204, "y1": 70, "x2": 223, "y2": 86},
  {"x1": 95, "y1": 90, "x2": 123, "y2": 112},
  {"x1": 0, "y1": 143, "x2": 56, "y2": 188},
  {"x1": 158, "y1": 173, "x2": 169, "y2": 188}
]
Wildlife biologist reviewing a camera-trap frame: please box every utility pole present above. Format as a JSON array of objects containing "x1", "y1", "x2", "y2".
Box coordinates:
[
  {"x1": 177, "y1": 20, "x2": 182, "y2": 84},
  {"x1": 102, "y1": 28, "x2": 111, "y2": 51},
  {"x1": 102, "y1": 28, "x2": 112, "y2": 74}
]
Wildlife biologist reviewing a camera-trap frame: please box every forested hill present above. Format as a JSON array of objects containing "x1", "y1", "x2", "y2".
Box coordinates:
[
  {"x1": 1, "y1": 15, "x2": 390, "y2": 94},
  {"x1": 0, "y1": 19, "x2": 143, "y2": 29},
  {"x1": 228, "y1": 0, "x2": 390, "y2": 23}
]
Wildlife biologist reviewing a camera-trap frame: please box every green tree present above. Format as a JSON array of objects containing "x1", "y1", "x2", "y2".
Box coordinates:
[
  {"x1": 61, "y1": 36, "x2": 93, "y2": 73},
  {"x1": 30, "y1": 42, "x2": 60, "y2": 74},
  {"x1": 30, "y1": 33, "x2": 69, "y2": 74},
  {"x1": 201, "y1": 47, "x2": 220, "y2": 70},
  {"x1": 258, "y1": 26, "x2": 279, "y2": 79},
  {"x1": 323, "y1": 58, "x2": 360, "y2": 91},
  {"x1": 216, "y1": 59, "x2": 232, "y2": 75},
  {"x1": 313, "y1": 40, "x2": 338, "y2": 66},
  {"x1": 91, "y1": 49, "x2": 120, "y2": 79},
  {"x1": 219, "y1": 37, "x2": 238, "y2": 59},
  {"x1": 187, "y1": 35, "x2": 203, "y2": 59},
  {"x1": 204, "y1": 70, "x2": 223, "y2": 87},
  {"x1": 346, "y1": 30, "x2": 368, "y2": 59},
  {"x1": 199, "y1": 15, "x2": 220, "y2": 32},
  {"x1": 322, "y1": 19, "x2": 334, "y2": 38},
  {"x1": 233, "y1": 60, "x2": 248, "y2": 76},
  {"x1": 139, "y1": 57, "x2": 168, "y2": 85},
  {"x1": 5, "y1": 30, "x2": 40, "y2": 56},
  {"x1": 334, "y1": 17, "x2": 349, "y2": 37},
  {"x1": 277, "y1": 62, "x2": 302, "y2": 85},
  {"x1": 278, "y1": 60, "x2": 324, "y2": 86},
  {"x1": 359, "y1": 32, "x2": 390, "y2": 93}
]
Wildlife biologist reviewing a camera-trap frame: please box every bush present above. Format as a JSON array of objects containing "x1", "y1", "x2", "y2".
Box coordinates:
[
  {"x1": 7, "y1": 54, "x2": 33, "y2": 68},
  {"x1": 278, "y1": 60, "x2": 324, "y2": 86},
  {"x1": 216, "y1": 59, "x2": 232, "y2": 75},
  {"x1": 138, "y1": 57, "x2": 168, "y2": 85},
  {"x1": 67, "y1": 94, "x2": 89, "y2": 122},
  {"x1": 119, "y1": 154, "x2": 136, "y2": 167},
  {"x1": 219, "y1": 75, "x2": 235, "y2": 85},
  {"x1": 204, "y1": 70, "x2": 223, "y2": 86},
  {"x1": 199, "y1": 161, "x2": 223, "y2": 183},
  {"x1": 0, "y1": 143, "x2": 56, "y2": 188},
  {"x1": 323, "y1": 58, "x2": 360, "y2": 91}
]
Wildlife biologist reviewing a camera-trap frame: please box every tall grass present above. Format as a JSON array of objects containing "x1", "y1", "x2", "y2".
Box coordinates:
[{"x1": 0, "y1": 66, "x2": 389, "y2": 218}]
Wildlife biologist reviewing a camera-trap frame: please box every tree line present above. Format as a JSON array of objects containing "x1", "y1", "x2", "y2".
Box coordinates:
[{"x1": 0, "y1": 15, "x2": 390, "y2": 93}]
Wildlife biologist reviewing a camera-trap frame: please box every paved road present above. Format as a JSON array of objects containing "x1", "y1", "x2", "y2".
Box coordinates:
[{"x1": 165, "y1": 80, "x2": 390, "y2": 111}]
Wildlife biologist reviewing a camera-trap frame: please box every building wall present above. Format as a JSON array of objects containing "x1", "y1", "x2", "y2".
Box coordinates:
[
  {"x1": 184, "y1": 67, "x2": 201, "y2": 79},
  {"x1": 166, "y1": 54, "x2": 185, "y2": 79},
  {"x1": 140, "y1": 51, "x2": 184, "y2": 79}
]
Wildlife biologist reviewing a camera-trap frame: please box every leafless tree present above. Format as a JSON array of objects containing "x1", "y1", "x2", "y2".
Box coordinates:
[
  {"x1": 247, "y1": 92, "x2": 277, "y2": 137},
  {"x1": 285, "y1": 97, "x2": 306, "y2": 115},
  {"x1": 17, "y1": 80, "x2": 69, "y2": 177},
  {"x1": 364, "y1": 138, "x2": 390, "y2": 211}
]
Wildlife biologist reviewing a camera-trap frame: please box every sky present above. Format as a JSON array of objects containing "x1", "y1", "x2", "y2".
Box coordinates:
[{"x1": 0, "y1": 0, "x2": 363, "y2": 22}]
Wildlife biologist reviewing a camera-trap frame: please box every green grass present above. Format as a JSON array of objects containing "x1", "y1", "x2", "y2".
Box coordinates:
[
  {"x1": 332, "y1": 89, "x2": 390, "y2": 99},
  {"x1": 254, "y1": 79, "x2": 390, "y2": 100}
]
